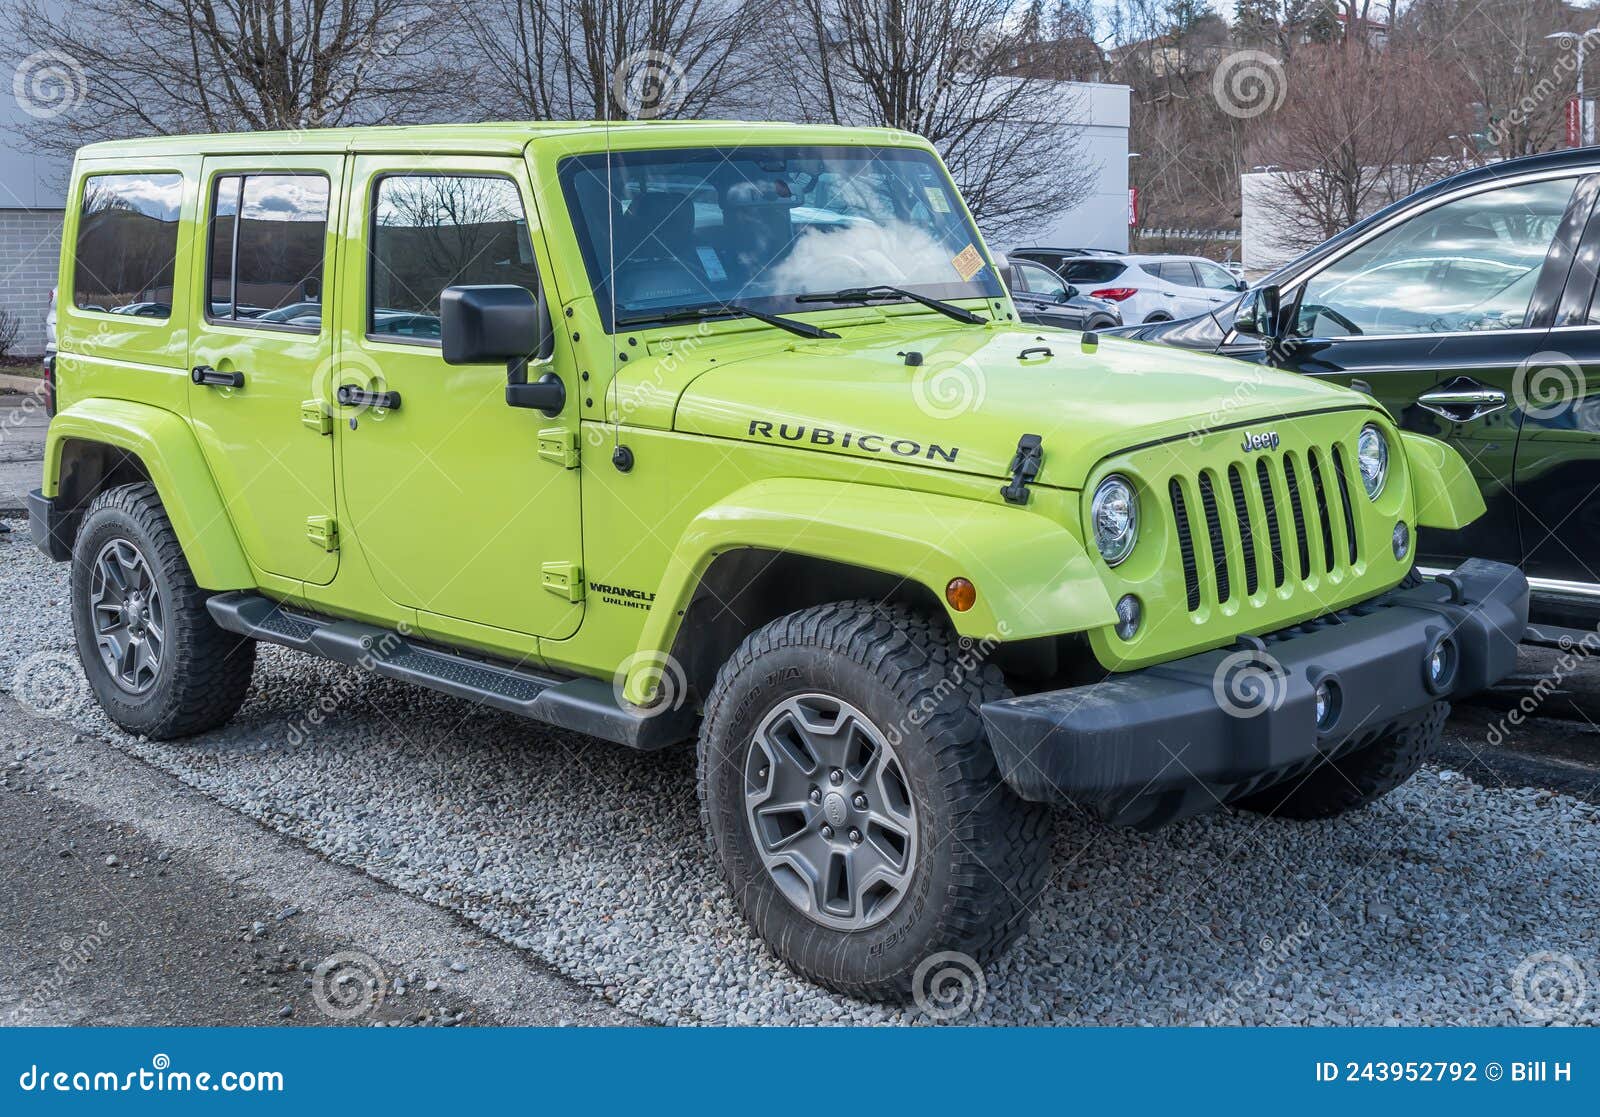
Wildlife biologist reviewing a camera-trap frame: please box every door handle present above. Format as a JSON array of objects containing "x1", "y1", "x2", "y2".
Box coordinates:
[
  {"x1": 1416, "y1": 378, "x2": 1507, "y2": 423},
  {"x1": 336, "y1": 384, "x2": 402, "y2": 411},
  {"x1": 191, "y1": 365, "x2": 244, "y2": 388}
]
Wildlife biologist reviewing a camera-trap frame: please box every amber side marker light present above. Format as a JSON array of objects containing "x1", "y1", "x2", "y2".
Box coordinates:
[{"x1": 946, "y1": 578, "x2": 977, "y2": 612}]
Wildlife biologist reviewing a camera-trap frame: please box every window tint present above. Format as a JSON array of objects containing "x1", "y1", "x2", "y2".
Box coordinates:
[
  {"x1": 1017, "y1": 261, "x2": 1066, "y2": 299},
  {"x1": 207, "y1": 174, "x2": 330, "y2": 326},
  {"x1": 1059, "y1": 261, "x2": 1124, "y2": 284},
  {"x1": 73, "y1": 172, "x2": 183, "y2": 318},
  {"x1": 1193, "y1": 261, "x2": 1238, "y2": 289},
  {"x1": 370, "y1": 175, "x2": 537, "y2": 340},
  {"x1": 1297, "y1": 177, "x2": 1576, "y2": 336},
  {"x1": 1156, "y1": 262, "x2": 1199, "y2": 286}
]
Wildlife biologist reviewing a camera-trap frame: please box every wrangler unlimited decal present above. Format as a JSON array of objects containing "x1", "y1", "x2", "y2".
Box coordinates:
[
  {"x1": 589, "y1": 582, "x2": 657, "y2": 610},
  {"x1": 747, "y1": 420, "x2": 960, "y2": 463}
]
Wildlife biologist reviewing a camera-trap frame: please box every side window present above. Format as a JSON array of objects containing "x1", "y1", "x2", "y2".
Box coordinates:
[
  {"x1": 73, "y1": 172, "x2": 183, "y2": 318},
  {"x1": 1296, "y1": 177, "x2": 1578, "y2": 336},
  {"x1": 369, "y1": 174, "x2": 538, "y2": 342},
  {"x1": 1018, "y1": 262, "x2": 1066, "y2": 299},
  {"x1": 207, "y1": 173, "x2": 330, "y2": 327},
  {"x1": 1156, "y1": 262, "x2": 1199, "y2": 286},
  {"x1": 1194, "y1": 261, "x2": 1239, "y2": 289}
]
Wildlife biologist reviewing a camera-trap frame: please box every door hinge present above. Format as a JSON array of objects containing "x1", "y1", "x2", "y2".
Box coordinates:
[
  {"x1": 305, "y1": 515, "x2": 339, "y2": 552},
  {"x1": 541, "y1": 561, "x2": 584, "y2": 602},
  {"x1": 300, "y1": 399, "x2": 333, "y2": 435},
  {"x1": 537, "y1": 428, "x2": 580, "y2": 469}
]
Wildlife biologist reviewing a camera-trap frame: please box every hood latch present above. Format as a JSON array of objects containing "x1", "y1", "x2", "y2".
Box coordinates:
[{"x1": 1001, "y1": 434, "x2": 1043, "y2": 506}]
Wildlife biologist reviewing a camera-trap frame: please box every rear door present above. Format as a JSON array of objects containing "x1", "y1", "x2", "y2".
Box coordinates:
[
  {"x1": 1272, "y1": 172, "x2": 1594, "y2": 569},
  {"x1": 188, "y1": 155, "x2": 345, "y2": 585}
]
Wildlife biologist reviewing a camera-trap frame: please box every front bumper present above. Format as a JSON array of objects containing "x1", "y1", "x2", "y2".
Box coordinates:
[
  {"x1": 28, "y1": 488, "x2": 72, "y2": 561},
  {"x1": 980, "y1": 559, "x2": 1528, "y2": 829}
]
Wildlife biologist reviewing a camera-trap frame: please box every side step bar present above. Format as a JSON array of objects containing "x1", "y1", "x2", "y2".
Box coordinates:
[{"x1": 206, "y1": 591, "x2": 694, "y2": 751}]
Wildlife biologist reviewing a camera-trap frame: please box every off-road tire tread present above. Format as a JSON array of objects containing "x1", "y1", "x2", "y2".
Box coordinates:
[
  {"x1": 73, "y1": 483, "x2": 255, "y2": 738},
  {"x1": 1238, "y1": 700, "x2": 1447, "y2": 820},
  {"x1": 697, "y1": 600, "x2": 1053, "y2": 1002}
]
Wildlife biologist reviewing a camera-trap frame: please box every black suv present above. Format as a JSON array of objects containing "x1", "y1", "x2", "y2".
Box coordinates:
[{"x1": 1111, "y1": 148, "x2": 1600, "y2": 637}]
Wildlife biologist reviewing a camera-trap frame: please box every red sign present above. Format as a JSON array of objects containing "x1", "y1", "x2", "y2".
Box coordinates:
[
  {"x1": 1128, "y1": 186, "x2": 1138, "y2": 226},
  {"x1": 1567, "y1": 98, "x2": 1582, "y2": 148}
]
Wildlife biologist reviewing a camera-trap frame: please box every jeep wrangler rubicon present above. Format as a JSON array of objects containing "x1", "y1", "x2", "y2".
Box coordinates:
[{"x1": 29, "y1": 123, "x2": 1527, "y2": 1002}]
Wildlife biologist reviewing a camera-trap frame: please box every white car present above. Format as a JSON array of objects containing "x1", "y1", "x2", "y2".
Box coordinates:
[{"x1": 1009, "y1": 251, "x2": 1247, "y2": 324}]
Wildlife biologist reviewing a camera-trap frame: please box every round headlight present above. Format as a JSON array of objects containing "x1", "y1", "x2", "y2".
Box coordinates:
[
  {"x1": 1357, "y1": 424, "x2": 1388, "y2": 499},
  {"x1": 1091, "y1": 475, "x2": 1138, "y2": 566}
]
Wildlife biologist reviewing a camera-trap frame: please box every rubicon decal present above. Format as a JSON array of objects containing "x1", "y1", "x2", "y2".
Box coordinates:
[
  {"x1": 747, "y1": 420, "x2": 960, "y2": 463},
  {"x1": 1240, "y1": 430, "x2": 1280, "y2": 452}
]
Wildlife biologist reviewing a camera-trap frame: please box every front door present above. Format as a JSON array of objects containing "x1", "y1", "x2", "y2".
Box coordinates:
[
  {"x1": 1272, "y1": 172, "x2": 1592, "y2": 570},
  {"x1": 334, "y1": 155, "x2": 583, "y2": 643},
  {"x1": 189, "y1": 155, "x2": 345, "y2": 585}
]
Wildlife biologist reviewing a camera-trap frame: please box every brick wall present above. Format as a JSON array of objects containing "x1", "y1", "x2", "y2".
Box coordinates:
[{"x1": 0, "y1": 208, "x2": 65, "y2": 358}]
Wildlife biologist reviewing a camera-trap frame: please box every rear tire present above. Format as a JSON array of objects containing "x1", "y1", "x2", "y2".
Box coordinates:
[
  {"x1": 70, "y1": 482, "x2": 256, "y2": 739},
  {"x1": 1234, "y1": 701, "x2": 1446, "y2": 820},
  {"x1": 697, "y1": 601, "x2": 1053, "y2": 1003}
]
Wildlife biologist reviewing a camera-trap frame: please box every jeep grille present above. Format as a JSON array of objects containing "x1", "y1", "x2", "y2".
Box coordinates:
[{"x1": 1167, "y1": 443, "x2": 1363, "y2": 613}]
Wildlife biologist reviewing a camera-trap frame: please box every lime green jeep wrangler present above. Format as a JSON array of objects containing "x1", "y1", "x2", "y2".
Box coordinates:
[{"x1": 30, "y1": 122, "x2": 1526, "y2": 1001}]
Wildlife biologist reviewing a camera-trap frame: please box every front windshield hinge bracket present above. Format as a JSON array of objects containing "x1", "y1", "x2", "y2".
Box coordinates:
[{"x1": 1000, "y1": 434, "x2": 1044, "y2": 506}]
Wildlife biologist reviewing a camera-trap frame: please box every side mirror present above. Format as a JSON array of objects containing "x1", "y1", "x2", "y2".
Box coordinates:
[
  {"x1": 1064, "y1": 285, "x2": 1080, "y2": 300},
  {"x1": 440, "y1": 284, "x2": 563, "y2": 416},
  {"x1": 1235, "y1": 283, "x2": 1286, "y2": 341}
]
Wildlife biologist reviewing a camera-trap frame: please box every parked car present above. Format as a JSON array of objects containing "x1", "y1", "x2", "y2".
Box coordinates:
[
  {"x1": 1011, "y1": 251, "x2": 1247, "y2": 324},
  {"x1": 29, "y1": 122, "x2": 1525, "y2": 1002},
  {"x1": 1009, "y1": 244, "x2": 1120, "y2": 260},
  {"x1": 995, "y1": 253, "x2": 1122, "y2": 330},
  {"x1": 1106, "y1": 148, "x2": 1600, "y2": 637}
]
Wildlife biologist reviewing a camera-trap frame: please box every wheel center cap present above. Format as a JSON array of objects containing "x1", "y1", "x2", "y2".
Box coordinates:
[{"x1": 822, "y1": 792, "x2": 850, "y2": 828}]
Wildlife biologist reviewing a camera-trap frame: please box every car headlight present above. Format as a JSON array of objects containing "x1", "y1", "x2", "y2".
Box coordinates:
[
  {"x1": 1091, "y1": 475, "x2": 1138, "y2": 566},
  {"x1": 1357, "y1": 424, "x2": 1388, "y2": 499}
]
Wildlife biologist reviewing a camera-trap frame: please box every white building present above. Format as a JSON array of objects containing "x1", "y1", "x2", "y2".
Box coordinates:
[
  {"x1": 1010, "y1": 81, "x2": 1131, "y2": 253},
  {"x1": 0, "y1": 84, "x2": 68, "y2": 357}
]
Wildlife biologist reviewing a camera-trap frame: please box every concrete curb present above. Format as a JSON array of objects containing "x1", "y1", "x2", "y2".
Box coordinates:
[{"x1": 0, "y1": 371, "x2": 47, "y2": 395}]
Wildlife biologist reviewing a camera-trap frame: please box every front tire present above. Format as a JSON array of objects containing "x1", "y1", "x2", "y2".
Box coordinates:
[
  {"x1": 698, "y1": 601, "x2": 1053, "y2": 1002},
  {"x1": 1234, "y1": 700, "x2": 1446, "y2": 820},
  {"x1": 70, "y1": 483, "x2": 256, "y2": 739}
]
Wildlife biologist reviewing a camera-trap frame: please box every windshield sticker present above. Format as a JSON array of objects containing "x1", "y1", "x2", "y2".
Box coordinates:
[
  {"x1": 696, "y1": 245, "x2": 728, "y2": 281},
  {"x1": 952, "y1": 244, "x2": 984, "y2": 281},
  {"x1": 923, "y1": 186, "x2": 952, "y2": 214}
]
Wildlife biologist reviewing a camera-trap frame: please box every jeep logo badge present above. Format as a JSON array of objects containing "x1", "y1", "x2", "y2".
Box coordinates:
[{"x1": 1240, "y1": 430, "x2": 1280, "y2": 453}]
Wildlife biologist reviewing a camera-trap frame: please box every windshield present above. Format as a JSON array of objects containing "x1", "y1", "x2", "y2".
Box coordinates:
[{"x1": 559, "y1": 145, "x2": 1003, "y2": 330}]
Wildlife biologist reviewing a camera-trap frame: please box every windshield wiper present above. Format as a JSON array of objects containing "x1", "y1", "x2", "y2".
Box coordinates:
[
  {"x1": 615, "y1": 301, "x2": 838, "y2": 339},
  {"x1": 794, "y1": 285, "x2": 987, "y2": 325}
]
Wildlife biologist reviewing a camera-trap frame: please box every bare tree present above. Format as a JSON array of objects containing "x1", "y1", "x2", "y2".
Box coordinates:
[
  {"x1": 453, "y1": 0, "x2": 765, "y2": 121},
  {"x1": 764, "y1": 0, "x2": 1099, "y2": 241},
  {"x1": 2, "y1": 0, "x2": 453, "y2": 152},
  {"x1": 1255, "y1": 44, "x2": 1474, "y2": 245}
]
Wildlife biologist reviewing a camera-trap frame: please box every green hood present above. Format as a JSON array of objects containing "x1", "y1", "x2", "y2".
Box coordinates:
[{"x1": 670, "y1": 324, "x2": 1375, "y2": 489}]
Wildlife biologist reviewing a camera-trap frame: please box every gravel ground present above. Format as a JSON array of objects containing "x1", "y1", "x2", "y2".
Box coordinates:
[{"x1": 3, "y1": 518, "x2": 1598, "y2": 1025}]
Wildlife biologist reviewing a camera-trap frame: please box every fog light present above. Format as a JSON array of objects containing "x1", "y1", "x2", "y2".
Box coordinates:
[
  {"x1": 1392, "y1": 521, "x2": 1410, "y2": 560},
  {"x1": 945, "y1": 577, "x2": 977, "y2": 612},
  {"x1": 1114, "y1": 594, "x2": 1142, "y2": 640},
  {"x1": 1424, "y1": 636, "x2": 1457, "y2": 693},
  {"x1": 1314, "y1": 678, "x2": 1341, "y2": 732}
]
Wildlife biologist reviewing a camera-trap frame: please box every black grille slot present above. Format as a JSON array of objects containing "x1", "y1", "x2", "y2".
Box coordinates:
[
  {"x1": 1331, "y1": 444, "x2": 1360, "y2": 564},
  {"x1": 1198, "y1": 471, "x2": 1231, "y2": 603},
  {"x1": 1170, "y1": 479, "x2": 1201, "y2": 611},
  {"x1": 1227, "y1": 465, "x2": 1258, "y2": 596},
  {"x1": 1307, "y1": 448, "x2": 1336, "y2": 572},
  {"x1": 1283, "y1": 456, "x2": 1311, "y2": 579},
  {"x1": 1255, "y1": 458, "x2": 1286, "y2": 587}
]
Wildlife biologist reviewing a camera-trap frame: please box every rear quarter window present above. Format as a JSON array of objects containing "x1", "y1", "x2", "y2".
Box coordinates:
[
  {"x1": 1060, "y1": 261, "x2": 1124, "y2": 284},
  {"x1": 73, "y1": 172, "x2": 184, "y2": 319}
]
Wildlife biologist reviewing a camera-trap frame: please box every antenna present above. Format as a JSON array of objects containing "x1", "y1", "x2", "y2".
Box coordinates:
[{"x1": 606, "y1": 70, "x2": 621, "y2": 458}]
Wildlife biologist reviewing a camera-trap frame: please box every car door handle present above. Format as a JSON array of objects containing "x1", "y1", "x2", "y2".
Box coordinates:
[
  {"x1": 337, "y1": 384, "x2": 402, "y2": 411},
  {"x1": 191, "y1": 365, "x2": 244, "y2": 388},
  {"x1": 1416, "y1": 380, "x2": 1507, "y2": 423}
]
